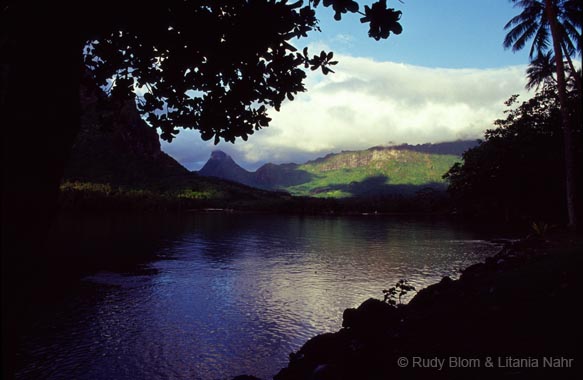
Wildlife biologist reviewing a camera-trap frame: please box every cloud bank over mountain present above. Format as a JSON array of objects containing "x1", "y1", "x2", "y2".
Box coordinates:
[{"x1": 161, "y1": 53, "x2": 529, "y2": 171}]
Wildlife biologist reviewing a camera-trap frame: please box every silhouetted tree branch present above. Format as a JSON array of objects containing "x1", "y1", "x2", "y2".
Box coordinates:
[{"x1": 79, "y1": 0, "x2": 403, "y2": 144}]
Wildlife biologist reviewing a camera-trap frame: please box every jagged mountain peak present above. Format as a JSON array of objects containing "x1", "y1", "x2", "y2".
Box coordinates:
[
  {"x1": 198, "y1": 150, "x2": 254, "y2": 186},
  {"x1": 208, "y1": 150, "x2": 230, "y2": 160}
]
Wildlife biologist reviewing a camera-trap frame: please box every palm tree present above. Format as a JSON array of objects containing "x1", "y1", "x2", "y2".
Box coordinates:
[
  {"x1": 525, "y1": 51, "x2": 556, "y2": 90},
  {"x1": 504, "y1": 0, "x2": 582, "y2": 228},
  {"x1": 526, "y1": 51, "x2": 581, "y2": 92}
]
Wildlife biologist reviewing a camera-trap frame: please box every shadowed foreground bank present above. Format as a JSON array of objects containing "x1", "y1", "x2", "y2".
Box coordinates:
[{"x1": 260, "y1": 235, "x2": 581, "y2": 380}]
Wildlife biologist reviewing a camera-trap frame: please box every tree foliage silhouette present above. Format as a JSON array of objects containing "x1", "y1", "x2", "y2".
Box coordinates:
[
  {"x1": 2, "y1": 0, "x2": 403, "y2": 145},
  {"x1": 78, "y1": 0, "x2": 403, "y2": 144},
  {"x1": 444, "y1": 84, "x2": 582, "y2": 223},
  {"x1": 504, "y1": 0, "x2": 582, "y2": 227}
]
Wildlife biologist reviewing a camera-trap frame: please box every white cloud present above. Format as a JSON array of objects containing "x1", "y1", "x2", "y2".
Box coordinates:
[{"x1": 161, "y1": 53, "x2": 530, "y2": 171}]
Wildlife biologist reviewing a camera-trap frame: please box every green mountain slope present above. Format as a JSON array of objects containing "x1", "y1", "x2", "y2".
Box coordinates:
[
  {"x1": 199, "y1": 144, "x2": 468, "y2": 199},
  {"x1": 285, "y1": 148, "x2": 461, "y2": 198}
]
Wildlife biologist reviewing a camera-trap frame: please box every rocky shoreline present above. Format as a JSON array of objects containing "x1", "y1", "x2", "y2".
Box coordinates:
[{"x1": 237, "y1": 234, "x2": 581, "y2": 380}]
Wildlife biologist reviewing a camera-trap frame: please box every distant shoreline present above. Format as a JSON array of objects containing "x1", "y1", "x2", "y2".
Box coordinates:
[{"x1": 56, "y1": 180, "x2": 454, "y2": 218}]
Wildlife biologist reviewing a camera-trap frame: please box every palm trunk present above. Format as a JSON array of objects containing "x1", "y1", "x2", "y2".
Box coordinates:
[
  {"x1": 545, "y1": 0, "x2": 578, "y2": 228},
  {"x1": 561, "y1": 41, "x2": 582, "y2": 94}
]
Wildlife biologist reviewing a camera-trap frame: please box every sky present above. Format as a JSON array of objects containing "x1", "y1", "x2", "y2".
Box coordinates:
[{"x1": 161, "y1": 0, "x2": 535, "y2": 171}]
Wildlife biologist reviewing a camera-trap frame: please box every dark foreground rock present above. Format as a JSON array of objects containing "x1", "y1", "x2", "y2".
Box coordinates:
[{"x1": 274, "y1": 235, "x2": 582, "y2": 380}]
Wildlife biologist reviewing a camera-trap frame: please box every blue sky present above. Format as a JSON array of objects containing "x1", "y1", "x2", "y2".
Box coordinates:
[
  {"x1": 302, "y1": 0, "x2": 531, "y2": 68},
  {"x1": 162, "y1": 0, "x2": 534, "y2": 171}
]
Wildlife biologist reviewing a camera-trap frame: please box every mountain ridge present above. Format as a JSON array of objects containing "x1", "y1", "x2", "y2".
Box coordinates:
[{"x1": 198, "y1": 140, "x2": 478, "y2": 197}]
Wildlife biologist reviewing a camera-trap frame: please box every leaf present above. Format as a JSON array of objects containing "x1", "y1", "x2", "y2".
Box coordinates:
[
  {"x1": 391, "y1": 22, "x2": 403, "y2": 35},
  {"x1": 283, "y1": 41, "x2": 297, "y2": 52},
  {"x1": 144, "y1": 92, "x2": 156, "y2": 102},
  {"x1": 288, "y1": 0, "x2": 303, "y2": 9}
]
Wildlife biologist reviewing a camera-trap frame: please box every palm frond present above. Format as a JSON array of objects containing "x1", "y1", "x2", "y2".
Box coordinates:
[
  {"x1": 561, "y1": 22, "x2": 582, "y2": 56},
  {"x1": 504, "y1": 2, "x2": 546, "y2": 53},
  {"x1": 504, "y1": 0, "x2": 581, "y2": 59},
  {"x1": 509, "y1": 22, "x2": 541, "y2": 53},
  {"x1": 531, "y1": 23, "x2": 551, "y2": 57},
  {"x1": 562, "y1": 0, "x2": 583, "y2": 55},
  {"x1": 526, "y1": 52, "x2": 557, "y2": 91},
  {"x1": 563, "y1": 0, "x2": 583, "y2": 28}
]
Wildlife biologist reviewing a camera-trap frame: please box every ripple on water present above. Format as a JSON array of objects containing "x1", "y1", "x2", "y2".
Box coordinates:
[{"x1": 16, "y1": 215, "x2": 504, "y2": 380}]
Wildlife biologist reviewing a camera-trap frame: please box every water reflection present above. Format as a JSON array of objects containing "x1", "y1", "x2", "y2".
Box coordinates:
[{"x1": 16, "y1": 214, "x2": 503, "y2": 380}]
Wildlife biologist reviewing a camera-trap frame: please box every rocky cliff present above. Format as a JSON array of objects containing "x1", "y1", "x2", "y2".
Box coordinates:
[{"x1": 65, "y1": 74, "x2": 191, "y2": 188}]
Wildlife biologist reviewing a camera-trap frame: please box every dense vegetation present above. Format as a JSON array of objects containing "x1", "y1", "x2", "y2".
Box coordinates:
[
  {"x1": 444, "y1": 84, "x2": 582, "y2": 224},
  {"x1": 503, "y1": 0, "x2": 582, "y2": 227},
  {"x1": 58, "y1": 180, "x2": 450, "y2": 216}
]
